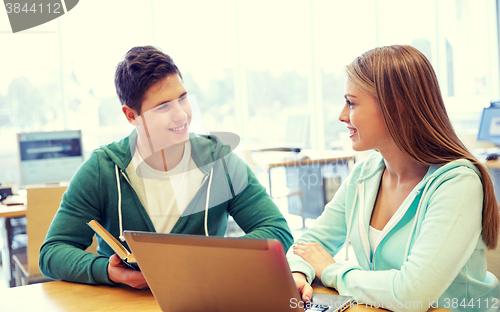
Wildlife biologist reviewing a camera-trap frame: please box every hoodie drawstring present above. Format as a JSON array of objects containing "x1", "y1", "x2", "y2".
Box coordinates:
[
  {"x1": 115, "y1": 165, "x2": 126, "y2": 242},
  {"x1": 204, "y1": 168, "x2": 214, "y2": 237},
  {"x1": 115, "y1": 164, "x2": 215, "y2": 239},
  {"x1": 344, "y1": 186, "x2": 358, "y2": 261}
]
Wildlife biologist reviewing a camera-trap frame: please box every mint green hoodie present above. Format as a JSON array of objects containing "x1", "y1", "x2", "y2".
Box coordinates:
[
  {"x1": 40, "y1": 131, "x2": 293, "y2": 285},
  {"x1": 287, "y1": 152, "x2": 499, "y2": 312}
]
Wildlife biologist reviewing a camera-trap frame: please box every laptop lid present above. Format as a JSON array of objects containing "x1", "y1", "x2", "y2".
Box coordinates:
[{"x1": 124, "y1": 231, "x2": 303, "y2": 312}]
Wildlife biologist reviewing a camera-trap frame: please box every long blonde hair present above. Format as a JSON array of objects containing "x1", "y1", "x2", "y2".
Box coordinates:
[{"x1": 346, "y1": 45, "x2": 499, "y2": 249}]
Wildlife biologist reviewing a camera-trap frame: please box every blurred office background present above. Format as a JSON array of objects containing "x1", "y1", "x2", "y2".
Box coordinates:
[
  {"x1": 0, "y1": 0, "x2": 499, "y2": 185},
  {"x1": 1, "y1": 0, "x2": 500, "y2": 288}
]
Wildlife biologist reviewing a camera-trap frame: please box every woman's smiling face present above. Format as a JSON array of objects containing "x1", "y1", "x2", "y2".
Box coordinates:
[{"x1": 338, "y1": 79, "x2": 392, "y2": 152}]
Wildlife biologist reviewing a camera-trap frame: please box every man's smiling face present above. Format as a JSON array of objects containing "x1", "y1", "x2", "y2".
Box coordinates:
[{"x1": 133, "y1": 74, "x2": 192, "y2": 154}]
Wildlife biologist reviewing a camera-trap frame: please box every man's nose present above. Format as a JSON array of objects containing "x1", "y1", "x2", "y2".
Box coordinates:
[{"x1": 171, "y1": 102, "x2": 187, "y2": 122}]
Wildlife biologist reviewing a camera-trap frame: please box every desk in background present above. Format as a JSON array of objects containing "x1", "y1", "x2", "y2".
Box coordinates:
[
  {"x1": 0, "y1": 204, "x2": 26, "y2": 288},
  {"x1": 266, "y1": 150, "x2": 355, "y2": 226},
  {"x1": 0, "y1": 280, "x2": 449, "y2": 311}
]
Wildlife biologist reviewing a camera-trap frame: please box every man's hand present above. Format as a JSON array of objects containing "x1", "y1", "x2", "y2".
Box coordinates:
[
  {"x1": 293, "y1": 242, "x2": 336, "y2": 280},
  {"x1": 292, "y1": 272, "x2": 313, "y2": 303},
  {"x1": 107, "y1": 254, "x2": 148, "y2": 289}
]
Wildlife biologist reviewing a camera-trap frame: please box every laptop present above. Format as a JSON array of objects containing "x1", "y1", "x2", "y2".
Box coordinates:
[{"x1": 124, "y1": 231, "x2": 353, "y2": 312}]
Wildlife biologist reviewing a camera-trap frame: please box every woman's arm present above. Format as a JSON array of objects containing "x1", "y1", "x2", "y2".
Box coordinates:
[
  {"x1": 286, "y1": 172, "x2": 354, "y2": 283},
  {"x1": 318, "y1": 167, "x2": 484, "y2": 312}
]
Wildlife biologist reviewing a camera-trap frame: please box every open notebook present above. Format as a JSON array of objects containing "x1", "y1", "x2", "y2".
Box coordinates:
[{"x1": 124, "y1": 231, "x2": 353, "y2": 312}]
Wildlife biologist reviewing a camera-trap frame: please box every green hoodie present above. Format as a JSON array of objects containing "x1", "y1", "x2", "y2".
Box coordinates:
[{"x1": 39, "y1": 131, "x2": 293, "y2": 285}]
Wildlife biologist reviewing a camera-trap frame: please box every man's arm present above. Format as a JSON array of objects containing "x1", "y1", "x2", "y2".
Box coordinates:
[
  {"x1": 39, "y1": 151, "x2": 115, "y2": 285},
  {"x1": 223, "y1": 153, "x2": 294, "y2": 251}
]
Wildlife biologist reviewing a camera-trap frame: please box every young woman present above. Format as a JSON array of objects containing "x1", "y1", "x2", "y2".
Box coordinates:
[{"x1": 287, "y1": 45, "x2": 499, "y2": 312}]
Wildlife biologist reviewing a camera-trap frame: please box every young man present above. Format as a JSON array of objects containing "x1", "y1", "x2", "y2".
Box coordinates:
[{"x1": 39, "y1": 46, "x2": 293, "y2": 289}]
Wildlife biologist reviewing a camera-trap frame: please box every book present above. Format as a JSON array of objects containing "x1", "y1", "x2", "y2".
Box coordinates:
[{"x1": 87, "y1": 220, "x2": 140, "y2": 271}]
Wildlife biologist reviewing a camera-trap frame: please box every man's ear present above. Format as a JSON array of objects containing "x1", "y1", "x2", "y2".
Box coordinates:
[{"x1": 122, "y1": 105, "x2": 139, "y2": 125}]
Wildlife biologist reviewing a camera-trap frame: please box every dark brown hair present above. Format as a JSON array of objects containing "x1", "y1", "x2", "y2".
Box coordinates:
[
  {"x1": 115, "y1": 46, "x2": 182, "y2": 115},
  {"x1": 346, "y1": 45, "x2": 499, "y2": 249}
]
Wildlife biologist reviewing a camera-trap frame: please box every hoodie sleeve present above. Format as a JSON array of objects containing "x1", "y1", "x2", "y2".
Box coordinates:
[
  {"x1": 320, "y1": 166, "x2": 484, "y2": 312},
  {"x1": 221, "y1": 152, "x2": 294, "y2": 251},
  {"x1": 39, "y1": 150, "x2": 116, "y2": 285},
  {"x1": 286, "y1": 172, "x2": 353, "y2": 284}
]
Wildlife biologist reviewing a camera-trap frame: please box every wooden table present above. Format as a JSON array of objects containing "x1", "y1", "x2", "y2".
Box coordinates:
[
  {"x1": 0, "y1": 204, "x2": 26, "y2": 219},
  {"x1": 0, "y1": 280, "x2": 448, "y2": 311},
  {"x1": 483, "y1": 159, "x2": 500, "y2": 168},
  {"x1": 0, "y1": 204, "x2": 27, "y2": 287},
  {"x1": 0, "y1": 281, "x2": 158, "y2": 312},
  {"x1": 266, "y1": 150, "x2": 356, "y2": 169}
]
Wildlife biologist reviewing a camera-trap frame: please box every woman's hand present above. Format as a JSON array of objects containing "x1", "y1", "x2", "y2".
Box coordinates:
[
  {"x1": 292, "y1": 272, "x2": 313, "y2": 303},
  {"x1": 107, "y1": 254, "x2": 149, "y2": 289},
  {"x1": 293, "y1": 242, "x2": 336, "y2": 280}
]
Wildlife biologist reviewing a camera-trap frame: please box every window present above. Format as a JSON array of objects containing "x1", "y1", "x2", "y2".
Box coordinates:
[
  {"x1": 152, "y1": 0, "x2": 238, "y2": 137},
  {"x1": 376, "y1": 0, "x2": 499, "y2": 137},
  {"x1": 58, "y1": 0, "x2": 155, "y2": 151},
  {"x1": 0, "y1": 22, "x2": 62, "y2": 185},
  {"x1": 1, "y1": 0, "x2": 499, "y2": 186},
  {"x1": 314, "y1": 0, "x2": 377, "y2": 150},
  {"x1": 237, "y1": 0, "x2": 311, "y2": 148}
]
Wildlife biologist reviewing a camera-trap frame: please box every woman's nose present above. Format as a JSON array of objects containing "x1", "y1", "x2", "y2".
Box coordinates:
[{"x1": 338, "y1": 104, "x2": 349, "y2": 123}]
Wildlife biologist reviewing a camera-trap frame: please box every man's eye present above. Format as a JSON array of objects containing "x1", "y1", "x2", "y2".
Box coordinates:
[
  {"x1": 157, "y1": 103, "x2": 169, "y2": 110},
  {"x1": 179, "y1": 96, "x2": 188, "y2": 103}
]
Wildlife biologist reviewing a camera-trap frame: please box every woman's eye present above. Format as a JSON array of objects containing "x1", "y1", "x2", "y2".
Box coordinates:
[
  {"x1": 179, "y1": 96, "x2": 188, "y2": 103},
  {"x1": 346, "y1": 100, "x2": 354, "y2": 107}
]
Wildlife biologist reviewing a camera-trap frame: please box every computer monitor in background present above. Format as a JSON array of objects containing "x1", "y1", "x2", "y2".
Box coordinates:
[
  {"x1": 17, "y1": 130, "x2": 84, "y2": 186},
  {"x1": 256, "y1": 113, "x2": 309, "y2": 153},
  {"x1": 477, "y1": 103, "x2": 500, "y2": 146}
]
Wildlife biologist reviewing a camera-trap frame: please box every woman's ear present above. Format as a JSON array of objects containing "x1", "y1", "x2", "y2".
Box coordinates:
[{"x1": 122, "y1": 105, "x2": 139, "y2": 125}]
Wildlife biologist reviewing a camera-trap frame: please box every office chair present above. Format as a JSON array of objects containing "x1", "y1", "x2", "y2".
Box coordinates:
[
  {"x1": 243, "y1": 149, "x2": 307, "y2": 229},
  {"x1": 12, "y1": 186, "x2": 97, "y2": 286}
]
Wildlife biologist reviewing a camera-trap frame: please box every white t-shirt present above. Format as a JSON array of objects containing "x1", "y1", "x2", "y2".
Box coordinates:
[
  {"x1": 125, "y1": 141, "x2": 205, "y2": 233},
  {"x1": 369, "y1": 225, "x2": 383, "y2": 256}
]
